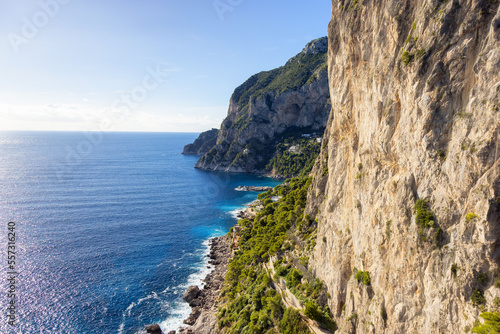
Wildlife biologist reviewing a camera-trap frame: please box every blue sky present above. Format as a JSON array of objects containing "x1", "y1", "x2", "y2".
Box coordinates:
[{"x1": 0, "y1": 0, "x2": 331, "y2": 132}]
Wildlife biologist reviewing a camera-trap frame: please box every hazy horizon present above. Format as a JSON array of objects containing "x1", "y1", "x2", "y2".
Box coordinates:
[{"x1": 1, "y1": 1, "x2": 330, "y2": 133}]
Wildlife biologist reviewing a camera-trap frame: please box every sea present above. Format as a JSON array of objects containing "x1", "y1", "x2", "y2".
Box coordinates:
[{"x1": 0, "y1": 131, "x2": 281, "y2": 334}]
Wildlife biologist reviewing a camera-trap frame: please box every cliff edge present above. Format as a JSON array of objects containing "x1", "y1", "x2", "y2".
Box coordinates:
[
  {"x1": 194, "y1": 37, "x2": 331, "y2": 176},
  {"x1": 182, "y1": 129, "x2": 219, "y2": 155},
  {"x1": 306, "y1": 0, "x2": 500, "y2": 333}
]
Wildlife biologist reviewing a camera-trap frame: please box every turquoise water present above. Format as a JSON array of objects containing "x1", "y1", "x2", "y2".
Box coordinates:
[{"x1": 0, "y1": 131, "x2": 280, "y2": 334}]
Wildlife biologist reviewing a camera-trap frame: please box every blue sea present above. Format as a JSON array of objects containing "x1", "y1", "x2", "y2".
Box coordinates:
[{"x1": 0, "y1": 131, "x2": 280, "y2": 334}]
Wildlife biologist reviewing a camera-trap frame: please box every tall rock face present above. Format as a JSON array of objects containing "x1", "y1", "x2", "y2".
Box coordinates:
[
  {"x1": 182, "y1": 128, "x2": 219, "y2": 155},
  {"x1": 306, "y1": 1, "x2": 500, "y2": 333},
  {"x1": 195, "y1": 37, "x2": 331, "y2": 175}
]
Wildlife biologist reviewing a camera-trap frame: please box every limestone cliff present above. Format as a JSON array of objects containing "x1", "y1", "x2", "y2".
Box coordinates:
[
  {"x1": 195, "y1": 37, "x2": 331, "y2": 175},
  {"x1": 182, "y1": 128, "x2": 219, "y2": 155},
  {"x1": 306, "y1": 0, "x2": 500, "y2": 333}
]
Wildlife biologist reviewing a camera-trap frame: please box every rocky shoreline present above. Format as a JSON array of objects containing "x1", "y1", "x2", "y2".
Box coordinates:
[
  {"x1": 172, "y1": 234, "x2": 231, "y2": 334},
  {"x1": 145, "y1": 201, "x2": 261, "y2": 334}
]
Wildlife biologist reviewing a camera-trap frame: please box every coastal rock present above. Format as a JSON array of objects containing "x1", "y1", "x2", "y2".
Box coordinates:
[
  {"x1": 194, "y1": 37, "x2": 331, "y2": 175},
  {"x1": 235, "y1": 186, "x2": 273, "y2": 192},
  {"x1": 182, "y1": 129, "x2": 219, "y2": 155},
  {"x1": 183, "y1": 307, "x2": 201, "y2": 325},
  {"x1": 306, "y1": 1, "x2": 500, "y2": 333},
  {"x1": 145, "y1": 324, "x2": 163, "y2": 334},
  {"x1": 182, "y1": 286, "x2": 200, "y2": 307},
  {"x1": 179, "y1": 235, "x2": 232, "y2": 334}
]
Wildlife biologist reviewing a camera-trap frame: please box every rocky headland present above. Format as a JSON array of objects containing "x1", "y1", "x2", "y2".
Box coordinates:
[
  {"x1": 184, "y1": 37, "x2": 331, "y2": 177},
  {"x1": 182, "y1": 129, "x2": 219, "y2": 156}
]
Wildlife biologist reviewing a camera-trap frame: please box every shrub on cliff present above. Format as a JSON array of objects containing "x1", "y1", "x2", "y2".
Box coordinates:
[
  {"x1": 219, "y1": 177, "x2": 313, "y2": 333},
  {"x1": 471, "y1": 289, "x2": 486, "y2": 305},
  {"x1": 304, "y1": 300, "x2": 336, "y2": 330},
  {"x1": 285, "y1": 268, "x2": 303, "y2": 289},
  {"x1": 266, "y1": 138, "x2": 321, "y2": 177},
  {"x1": 355, "y1": 270, "x2": 371, "y2": 286},
  {"x1": 278, "y1": 308, "x2": 311, "y2": 334},
  {"x1": 466, "y1": 213, "x2": 479, "y2": 222},
  {"x1": 414, "y1": 199, "x2": 435, "y2": 228},
  {"x1": 472, "y1": 311, "x2": 500, "y2": 333}
]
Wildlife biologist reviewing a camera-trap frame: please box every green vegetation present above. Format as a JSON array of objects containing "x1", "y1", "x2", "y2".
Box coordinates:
[
  {"x1": 304, "y1": 300, "x2": 337, "y2": 330},
  {"x1": 414, "y1": 198, "x2": 443, "y2": 245},
  {"x1": 478, "y1": 272, "x2": 489, "y2": 285},
  {"x1": 401, "y1": 51, "x2": 414, "y2": 66},
  {"x1": 355, "y1": 270, "x2": 371, "y2": 286},
  {"x1": 466, "y1": 213, "x2": 479, "y2": 222},
  {"x1": 218, "y1": 177, "x2": 334, "y2": 333},
  {"x1": 437, "y1": 149, "x2": 447, "y2": 162},
  {"x1": 231, "y1": 50, "x2": 327, "y2": 111},
  {"x1": 416, "y1": 48, "x2": 426, "y2": 59},
  {"x1": 278, "y1": 308, "x2": 311, "y2": 334},
  {"x1": 322, "y1": 164, "x2": 329, "y2": 177},
  {"x1": 415, "y1": 199, "x2": 435, "y2": 228},
  {"x1": 472, "y1": 312, "x2": 500, "y2": 333},
  {"x1": 266, "y1": 138, "x2": 321, "y2": 177},
  {"x1": 380, "y1": 307, "x2": 388, "y2": 321},
  {"x1": 451, "y1": 263, "x2": 458, "y2": 278},
  {"x1": 471, "y1": 289, "x2": 486, "y2": 305},
  {"x1": 494, "y1": 269, "x2": 500, "y2": 288},
  {"x1": 404, "y1": 20, "x2": 417, "y2": 44},
  {"x1": 386, "y1": 220, "x2": 392, "y2": 240}
]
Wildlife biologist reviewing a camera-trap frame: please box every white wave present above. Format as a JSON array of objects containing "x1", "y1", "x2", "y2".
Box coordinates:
[
  {"x1": 118, "y1": 291, "x2": 163, "y2": 333},
  {"x1": 118, "y1": 322, "x2": 125, "y2": 334},
  {"x1": 121, "y1": 230, "x2": 230, "y2": 334},
  {"x1": 229, "y1": 208, "x2": 245, "y2": 219},
  {"x1": 157, "y1": 237, "x2": 216, "y2": 332}
]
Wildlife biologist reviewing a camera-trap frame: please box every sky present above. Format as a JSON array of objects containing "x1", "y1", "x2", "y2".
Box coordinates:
[{"x1": 0, "y1": 0, "x2": 331, "y2": 133}]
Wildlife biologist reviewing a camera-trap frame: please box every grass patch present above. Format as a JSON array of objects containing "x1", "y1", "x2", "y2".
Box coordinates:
[
  {"x1": 401, "y1": 51, "x2": 414, "y2": 66},
  {"x1": 386, "y1": 220, "x2": 392, "y2": 239},
  {"x1": 466, "y1": 213, "x2": 479, "y2": 222}
]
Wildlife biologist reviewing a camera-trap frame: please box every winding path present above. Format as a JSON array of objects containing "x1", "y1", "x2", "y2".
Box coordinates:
[{"x1": 264, "y1": 260, "x2": 333, "y2": 334}]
